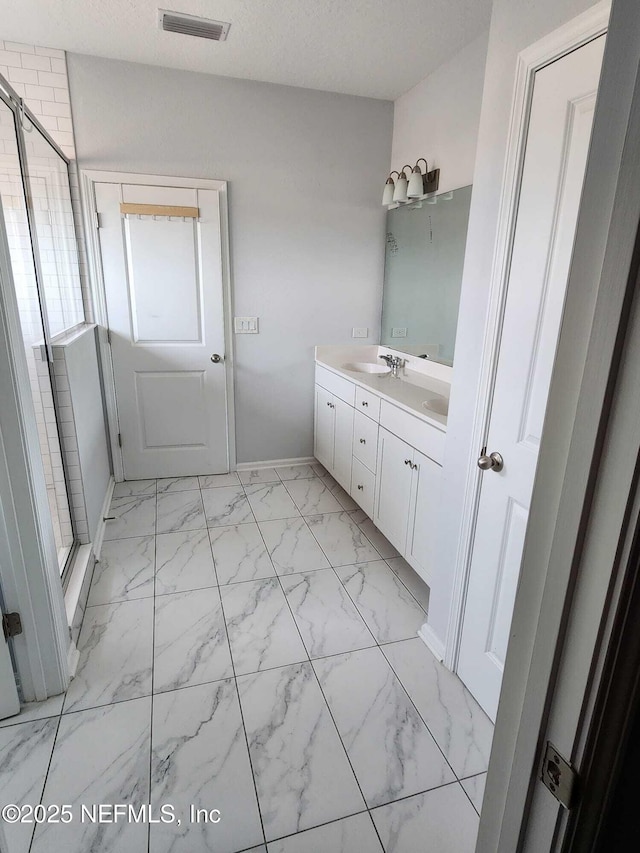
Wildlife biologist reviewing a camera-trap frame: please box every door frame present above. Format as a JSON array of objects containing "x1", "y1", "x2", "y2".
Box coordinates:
[
  {"x1": 0, "y1": 204, "x2": 69, "y2": 703},
  {"x1": 445, "y1": 1, "x2": 611, "y2": 671},
  {"x1": 80, "y1": 170, "x2": 236, "y2": 482}
]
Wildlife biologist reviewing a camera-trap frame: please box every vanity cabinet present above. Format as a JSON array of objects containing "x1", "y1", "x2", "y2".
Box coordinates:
[
  {"x1": 374, "y1": 428, "x2": 441, "y2": 584},
  {"x1": 314, "y1": 384, "x2": 354, "y2": 492}
]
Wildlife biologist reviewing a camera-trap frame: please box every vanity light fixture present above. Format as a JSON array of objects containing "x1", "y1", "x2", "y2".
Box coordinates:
[{"x1": 382, "y1": 158, "x2": 440, "y2": 206}]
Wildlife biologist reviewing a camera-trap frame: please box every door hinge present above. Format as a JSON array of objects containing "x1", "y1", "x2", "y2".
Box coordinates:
[
  {"x1": 2, "y1": 612, "x2": 23, "y2": 640},
  {"x1": 117, "y1": 433, "x2": 122, "y2": 447},
  {"x1": 94, "y1": 210, "x2": 102, "y2": 230},
  {"x1": 106, "y1": 328, "x2": 112, "y2": 345},
  {"x1": 540, "y1": 741, "x2": 579, "y2": 809}
]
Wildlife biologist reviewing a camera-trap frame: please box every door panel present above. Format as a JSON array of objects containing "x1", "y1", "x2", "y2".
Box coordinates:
[
  {"x1": 96, "y1": 180, "x2": 228, "y2": 478},
  {"x1": 407, "y1": 449, "x2": 441, "y2": 586},
  {"x1": 374, "y1": 427, "x2": 413, "y2": 552},
  {"x1": 314, "y1": 385, "x2": 334, "y2": 472},
  {"x1": 333, "y1": 398, "x2": 354, "y2": 492},
  {"x1": 458, "y1": 36, "x2": 605, "y2": 720}
]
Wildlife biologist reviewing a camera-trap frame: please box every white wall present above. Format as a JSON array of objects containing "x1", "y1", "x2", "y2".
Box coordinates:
[
  {"x1": 426, "y1": 0, "x2": 605, "y2": 647},
  {"x1": 390, "y1": 33, "x2": 489, "y2": 192},
  {"x1": 66, "y1": 55, "x2": 394, "y2": 464}
]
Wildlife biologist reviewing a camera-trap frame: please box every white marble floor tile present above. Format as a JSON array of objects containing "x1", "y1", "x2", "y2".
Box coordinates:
[
  {"x1": 281, "y1": 570, "x2": 375, "y2": 658},
  {"x1": 155, "y1": 529, "x2": 217, "y2": 595},
  {"x1": 370, "y1": 783, "x2": 479, "y2": 853},
  {"x1": 104, "y1": 494, "x2": 156, "y2": 540},
  {"x1": 275, "y1": 464, "x2": 318, "y2": 481},
  {"x1": 313, "y1": 648, "x2": 454, "y2": 808},
  {"x1": 31, "y1": 698, "x2": 151, "y2": 853},
  {"x1": 283, "y1": 478, "x2": 344, "y2": 515},
  {"x1": 238, "y1": 467, "x2": 280, "y2": 485},
  {"x1": 154, "y1": 587, "x2": 233, "y2": 693},
  {"x1": 461, "y1": 773, "x2": 486, "y2": 814},
  {"x1": 386, "y1": 557, "x2": 430, "y2": 612},
  {"x1": 335, "y1": 562, "x2": 425, "y2": 643},
  {"x1": 244, "y1": 483, "x2": 301, "y2": 522},
  {"x1": 258, "y1": 518, "x2": 330, "y2": 575},
  {"x1": 221, "y1": 578, "x2": 307, "y2": 675},
  {"x1": 0, "y1": 694, "x2": 63, "y2": 729},
  {"x1": 112, "y1": 479, "x2": 156, "y2": 498},
  {"x1": 238, "y1": 662, "x2": 365, "y2": 841},
  {"x1": 156, "y1": 476, "x2": 200, "y2": 494},
  {"x1": 0, "y1": 718, "x2": 58, "y2": 853},
  {"x1": 359, "y1": 518, "x2": 400, "y2": 560},
  {"x1": 306, "y1": 513, "x2": 381, "y2": 567},
  {"x1": 156, "y1": 489, "x2": 206, "y2": 534},
  {"x1": 198, "y1": 472, "x2": 240, "y2": 489},
  {"x1": 381, "y1": 638, "x2": 493, "y2": 779},
  {"x1": 202, "y1": 486, "x2": 254, "y2": 527},
  {"x1": 63, "y1": 598, "x2": 154, "y2": 713},
  {"x1": 209, "y1": 523, "x2": 276, "y2": 584},
  {"x1": 267, "y1": 812, "x2": 382, "y2": 853},
  {"x1": 151, "y1": 680, "x2": 263, "y2": 853},
  {"x1": 89, "y1": 535, "x2": 155, "y2": 605}
]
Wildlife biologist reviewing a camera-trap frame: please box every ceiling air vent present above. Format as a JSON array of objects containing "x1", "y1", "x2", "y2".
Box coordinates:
[{"x1": 159, "y1": 10, "x2": 231, "y2": 41}]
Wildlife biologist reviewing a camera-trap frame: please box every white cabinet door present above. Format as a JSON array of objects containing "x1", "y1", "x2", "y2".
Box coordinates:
[
  {"x1": 333, "y1": 398, "x2": 354, "y2": 492},
  {"x1": 374, "y1": 427, "x2": 413, "y2": 553},
  {"x1": 407, "y1": 449, "x2": 441, "y2": 586},
  {"x1": 314, "y1": 385, "x2": 335, "y2": 472},
  {"x1": 96, "y1": 180, "x2": 228, "y2": 478}
]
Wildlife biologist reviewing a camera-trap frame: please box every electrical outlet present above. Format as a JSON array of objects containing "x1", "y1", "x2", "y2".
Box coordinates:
[
  {"x1": 392, "y1": 327, "x2": 407, "y2": 338},
  {"x1": 234, "y1": 317, "x2": 259, "y2": 334},
  {"x1": 352, "y1": 327, "x2": 369, "y2": 339}
]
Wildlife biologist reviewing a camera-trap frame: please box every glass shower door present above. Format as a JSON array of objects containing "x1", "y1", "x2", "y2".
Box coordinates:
[{"x1": 0, "y1": 97, "x2": 77, "y2": 575}]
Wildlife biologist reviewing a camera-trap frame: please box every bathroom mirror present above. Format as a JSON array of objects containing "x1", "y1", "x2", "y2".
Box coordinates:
[{"x1": 381, "y1": 184, "x2": 472, "y2": 366}]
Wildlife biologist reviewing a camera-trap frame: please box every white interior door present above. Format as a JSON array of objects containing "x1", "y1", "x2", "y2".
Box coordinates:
[
  {"x1": 96, "y1": 180, "x2": 228, "y2": 479},
  {"x1": 0, "y1": 605, "x2": 20, "y2": 720},
  {"x1": 457, "y1": 36, "x2": 605, "y2": 721}
]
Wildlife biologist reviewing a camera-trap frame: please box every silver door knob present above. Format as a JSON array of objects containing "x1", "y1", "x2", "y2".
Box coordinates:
[
  {"x1": 210, "y1": 353, "x2": 223, "y2": 363},
  {"x1": 477, "y1": 451, "x2": 504, "y2": 472}
]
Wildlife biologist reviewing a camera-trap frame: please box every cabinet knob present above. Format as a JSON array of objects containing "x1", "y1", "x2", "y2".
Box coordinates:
[
  {"x1": 357, "y1": 484, "x2": 364, "y2": 490},
  {"x1": 327, "y1": 402, "x2": 335, "y2": 409},
  {"x1": 404, "y1": 459, "x2": 411, "y2": 466},
  {"x1": 361, "y1": 401, "x2": 368, "y2": 407},
  {"x1": 360, "y1": 438, "x2": 366, "y2": 444}
]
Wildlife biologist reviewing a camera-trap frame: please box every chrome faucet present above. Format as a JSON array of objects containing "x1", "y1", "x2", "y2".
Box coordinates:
[{"x1": 379, "y1": 354, "x2": 406, "y2": 377}]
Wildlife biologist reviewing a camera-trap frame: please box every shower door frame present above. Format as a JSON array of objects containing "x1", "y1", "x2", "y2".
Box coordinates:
[{"x1": 0, "y1": 75, "x2": 81, "y2": 582}]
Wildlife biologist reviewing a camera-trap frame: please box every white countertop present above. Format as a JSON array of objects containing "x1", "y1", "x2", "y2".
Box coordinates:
[{"x1": 315, "y1": 345, "x2": 450, "y2": 431}]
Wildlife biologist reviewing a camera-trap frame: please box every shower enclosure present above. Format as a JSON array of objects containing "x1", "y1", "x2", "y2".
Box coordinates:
[{"x1": 0, "y1": 73, "x2": 84, "y2": 580}]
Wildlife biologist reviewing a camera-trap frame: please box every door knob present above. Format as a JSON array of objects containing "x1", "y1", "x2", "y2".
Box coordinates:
[
  {"x1": 477, "y1": 451, "x2": 504, "y2": 472},
  {"x1": 210, "y1": 353, "x2": 223, "y2": 363}
]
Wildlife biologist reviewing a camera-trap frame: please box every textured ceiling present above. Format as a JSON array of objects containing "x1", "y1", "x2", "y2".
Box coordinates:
[{"x1": 0, "y1": 0, "x2": 492, "y2": 100}]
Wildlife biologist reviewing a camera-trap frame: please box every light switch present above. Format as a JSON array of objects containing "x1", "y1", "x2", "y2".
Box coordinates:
[
  {"x1": 352, "y1": 327, "x2": 369, "y2": 339},
  {"x1": 392, "y1": 327, "x2": 407, "y2": 338},
  {"x1": 234, "y1": 317, "x2": 259, "y2": 334}
]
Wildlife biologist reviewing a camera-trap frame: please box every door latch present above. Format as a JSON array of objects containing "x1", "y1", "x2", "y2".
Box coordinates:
[{"x1": 540, "y1": 741, "x2": 578, "y2": 809}]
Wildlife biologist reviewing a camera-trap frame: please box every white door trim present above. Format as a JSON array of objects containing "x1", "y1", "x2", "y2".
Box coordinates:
[
  {"x1": 80, "y1": 170, "x2": 236, "y2": 481},
  {"x1": 445, "y1": 1, "x2": 611, "y2": 671},
  {"x1": 0, "y1": 206, "x2": 69, "y2": 702}
]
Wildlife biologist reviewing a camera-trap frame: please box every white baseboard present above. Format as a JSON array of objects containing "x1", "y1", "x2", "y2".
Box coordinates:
[
  {"x1": 234, "y1": 456, "x2": 316, "y2": 472},
  {"x1": 64, "y1": 543, "x2": 93, "y2": 629},
  {"x1": 67, "y1": 640, "x2": 80, "y2": 679},
  {"x1": 92, "y1": 475, "x2": 114, "y2": 561},
  {"x1": 418, "y1": 622, "x2": 446, "y2": 663}
]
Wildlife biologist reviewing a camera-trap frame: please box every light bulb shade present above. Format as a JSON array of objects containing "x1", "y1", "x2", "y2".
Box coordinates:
[
  {"x1": 407, "y1": 170, "x2": 424, "y2": 198},
  {"x1": 392, "y1": 174, "x2": 408, "y2": 203},
  {"x1": 382, "y1": 179, "x2": 395, "y2": 206}
]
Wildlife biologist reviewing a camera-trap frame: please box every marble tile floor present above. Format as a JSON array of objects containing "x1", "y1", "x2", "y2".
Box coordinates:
[{"x1": 0, "y1": 463, "x2": 493, "y2": 853}]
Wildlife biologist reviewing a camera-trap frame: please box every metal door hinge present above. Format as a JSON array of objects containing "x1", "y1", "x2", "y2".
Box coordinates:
[
  {"x1": 117, "y1": 433, "x2": 122, "y2": 447},
  {"x1": 2, "y1": 612, "x2": 23, "y2": 640},
  {"x1": 94, "y1": 210, "x2": 102, "y2": 230},
  {"x1": 541, "y1": 741, "x2": 578, "y2": 809},
  {"x1": 106, "y1": 329, "x2": 112, "y2": 345}
]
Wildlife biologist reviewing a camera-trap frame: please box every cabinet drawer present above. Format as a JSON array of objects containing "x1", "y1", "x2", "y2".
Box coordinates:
[
  {"x1": 315, "y1": 365, "x2": 356, "y2": 406},
  {"x1": 355, "y1": 386, "x2": 381, "y2": 422},
  {"x1": 353, "y1": 410, "x2": 379, "y2": 473},
  {"x1": 380, "y1": 400, "x2": 445, "y2": 465},
  {"x1": 351, "y1": 457, "x2": 375, "y2": 518}
]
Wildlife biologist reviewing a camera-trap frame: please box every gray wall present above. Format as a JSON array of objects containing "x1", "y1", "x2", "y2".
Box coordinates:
[{"x1": 67, "y1": 55, "x2": 393, "y2": 464}]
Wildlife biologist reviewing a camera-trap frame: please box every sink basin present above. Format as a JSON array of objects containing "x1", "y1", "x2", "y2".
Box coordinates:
[
  {"x1": 422, "y1": 394, "x2": 449, "y2": 416},
  {"x1": 342, "y1": 362, "x2": 391, "y2": 375}
]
